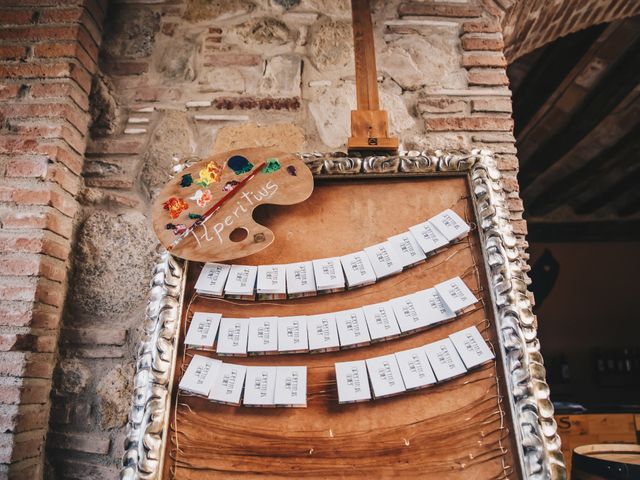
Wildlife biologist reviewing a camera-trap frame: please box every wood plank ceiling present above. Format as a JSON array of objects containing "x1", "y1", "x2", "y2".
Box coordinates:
[{"x1": 507, "y1": 15, "x2": 640, "y2": 241}]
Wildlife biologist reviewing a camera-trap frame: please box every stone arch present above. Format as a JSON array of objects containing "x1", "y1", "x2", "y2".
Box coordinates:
[{"x1": 498, "y1": 0, "x2": 640, "y2": 62}]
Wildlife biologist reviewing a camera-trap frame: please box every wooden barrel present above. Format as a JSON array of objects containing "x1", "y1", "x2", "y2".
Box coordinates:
[{"x1": 572, "y1": 444, "x2": 640, "y2": 480}]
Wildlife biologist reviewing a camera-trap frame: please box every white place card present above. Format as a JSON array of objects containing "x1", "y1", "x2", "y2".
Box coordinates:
[
  {"x1": 422, "y1": 288, "x2": 455, "y2": 324},
  {"x1": 312, "y1": 257, "x2": 345, "y2": 292},
  {"x1": 256, "y1": 264, "x2": 286, "y2": 299},
  {"x1": 366, "y1": 354, "x2": 405, "y2": 398},
  {"x1": 285, "y1": 261, "x2": 317, "y2": 297},
  {"x1": 434, "y1": 277, "x2": 478, "y2": 314},
  {"x1": 340, "y1": 251, "x2": 376, "y2": 288},
  {"x1": 247, "y1": 317, "x2": 278, "y2": 354},
  {"x1": 194, "y1": 263, "x2": 231, "y2": 297},
  {"x1": 274, "y1": 366, "x2": 307, "y2": 407},
  {"x1": 179, "y1": 355, "x2": 220, "y2": 397},
  {"x1": 449, "y1": 326, "x2": 494, "y2": 369},
  {"x1": 243, "y1": 366, "x2": 277, "y2": 406},
  {"x1": 362, "y1": 302, "x2": 401, "y2": 341},
  {"x1": 335, "y1": 308, "x2": 371, "y2": 348},
  {"x1": 409, "y1": 220, "x2": 448, "y2": 256},
  {"x1": 307, "y1": 313, "x2": 340, "y2": 352},
  {"x1": 335, "y1": 360, "x2": 371, "y2": 403},
  {"x1": 224, "y1": 265, "x2": 258, "y2": 298},
  {"x1": 390, "y1": 290, "x2": 434, "y2": 333},
  {"x1": 216, "y1": 317, "x2": 249, "y2": 356},
  {"x1": 278, "y1": 316, "x2": 308, "y2": 353},
  {"x1": 423, "y1": 338, "x2": 467, "y2": 382},
  {"x1": 208, "y1": 362, "x2": 247, "y2": 405},
  {"x1": 364, "y1": 241, "x2": 403, "y2": 279},
  {"x1": 184, "y1": 312, "x2": 221, "y2": 350},
  {"x1": 395, "y1": 347, "x2": 437, "y2": 390},
  {"x1": 388, "y1": 232, "x2": 426, "y2": 268},
  {"x1": 430, "y1": 208, "x2": 470, "y2": 242}
]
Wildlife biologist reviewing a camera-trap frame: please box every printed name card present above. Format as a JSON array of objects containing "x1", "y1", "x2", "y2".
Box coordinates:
[
  {"x1": 364, "y1": 241, "x2": 403, "y2": 279},
  {"x1": 194, "y1": 263, "x2": 231, "y2": 297},
  {"x1": 422, "y1": 288, "x2": 455, "y2": 324},
  {"x1": 184, "y1": 312, "x2": 221, "y2": 350},
  {"x1": 285, "y1": 261, "x2": 317, "y2": 298},
  {"x1": 244, "y1": 366, "x2": 277, "y2": 406},
  {"x1": 278, "y1": 316, "x2": 308, "y2": 353},
  {"x1": 366, "y1": 354, "x2": 406, "y2": 398},
  {"x1": 430, "y1": 209, "x2": 470, "y2": 242},
  {"x1": 274, "y1": 366, "x2": 307, "y2": 407},
  {"x1": 340, "y1": 251, "x2": 376, "y2": 288},
  {"x1": 434, "y1": 276, "x2": 478, "y2": 314},
  {"x1": 335, "y1": 360, "x2": 371, "y2": 403},
  {"x1": 256, "y1": 264, "x2": 286, "y2": 299},
  {"x1": 179, "y1": 355, "x2": 220, "y2": 397},
  {"x1": 208, "y1": 362, "x2": 246, "y2": 406},
  {"x1": 423, "y1": 338, "x2": 467, "y2": 382},
  {"x1": 216, "y1": 318, "x2": 249, "y2": 356},
  {"x1": 395, "y1": 347, "x2": 437, "y2": 390},
  {"x1": 307, "y1": 313, "x2": 340, "y2": 352},
  {"x1": 390, "y1": 291, "x2": 434, "y2": 333},
  {"x1": 247, "y1": 317, "x2": 278, "y2": 354},
  {"x1": 335, "y1": 308, "x2": 371, "y2": 348},
  {"x1": 388, "y1": 232, "x2": 426, "y2": 268},
  {"x1": 409, "y1": 220, "x2": 448, "y2": 256},
  {"x1": 312, "y1": 257, "x2": 345, "y2": 293},
  {"x1": 449, "y1": 326, "x2": 494, "y2": 369},
  {"x1": 224, "y1": 265, "x2": 258, "y2": 299},
  {"x1": 362, "y1": 302, "x2": 401, "y2": 341}
]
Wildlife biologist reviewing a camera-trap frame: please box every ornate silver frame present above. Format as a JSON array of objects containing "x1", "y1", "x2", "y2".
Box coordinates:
[{"x1": 120, "y1": 150, "x2": 566, "y2": 480}]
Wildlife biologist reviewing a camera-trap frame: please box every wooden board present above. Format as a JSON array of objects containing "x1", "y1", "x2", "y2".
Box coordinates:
[
  {"x1": 163, "y1": 176, "x2": 519, "y2": 479},
  {"x1": 152, "y1": 148, "x2": 313, "y2": 263}
]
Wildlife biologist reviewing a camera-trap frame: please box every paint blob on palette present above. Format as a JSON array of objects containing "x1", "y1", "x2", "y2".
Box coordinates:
[{"x1": 151, "y1": 147, "x2": 314, "y2": 263}]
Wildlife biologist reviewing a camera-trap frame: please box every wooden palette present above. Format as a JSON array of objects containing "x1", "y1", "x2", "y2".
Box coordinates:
[{"x1": 152, "y1": 148, "x2": 314, "y2": 263}]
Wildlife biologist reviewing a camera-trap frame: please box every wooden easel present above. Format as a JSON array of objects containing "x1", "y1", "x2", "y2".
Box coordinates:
[{"x1": 348, "y1": 0, "x2": 399, "y2": 153}]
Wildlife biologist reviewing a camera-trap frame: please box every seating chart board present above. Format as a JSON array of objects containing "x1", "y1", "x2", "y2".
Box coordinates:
[{"x1": 163, "y1": 176, "x2": 520, "y2": 479}]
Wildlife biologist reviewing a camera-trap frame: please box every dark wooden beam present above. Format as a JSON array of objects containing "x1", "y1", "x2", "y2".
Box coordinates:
[
  {"x1": 615, "y1": 182, "x2": 640, "y2": 217},
  {"x1": 515, "y1": 17, "x2": 640, "y2": 168},
  {"x1": 526, "y1": 125, "x2": 640, "y2": 216},
  {"x1": 527, "y1": 220, "x2": 640, "y2": 242},
  {"x1": 518, "y1": 37, "x2": 640, "y2": 190}
]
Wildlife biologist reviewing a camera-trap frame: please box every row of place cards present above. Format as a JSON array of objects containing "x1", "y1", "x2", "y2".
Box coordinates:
[
  {"x1": 195, "y1": 209, "x2": 470, "y2": 300},
  {"x1": 179, "y1": 357, "x2": 307, "y2": 407},
  {"x1": 335, "y1": 326, "x2": 495, "y2": 403},
  {"x1": 185, "y1": 276, "x2": 478, "y2": 355}
]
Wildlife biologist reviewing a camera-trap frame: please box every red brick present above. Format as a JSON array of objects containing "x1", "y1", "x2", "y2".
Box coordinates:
[
  {"x1": 496, "y1": 154, "x2": 519, "y2": 171},
  {"x1": 502, "y1": 176, "x2": 520, "y2": 193},
  {"x1": 0, "y1": 9, "x2": 33, "y2": 25},
  {"x1": 471, "y1": 132, "x2": 516, "y2": 143},
  {"x1": 35, "y1": 278, "x2": 65, "y2": 308},
  {"x1": 0, "y1": 431, "x2": 44, "y2": 461},
  {"x1": 0, "y1": 334, "x2": 37, "y2": 353},
  {"x1": 132, "y1": 86, "x2": 182, "y2": 102},
  {"x1": 461, "y1": 33, "x2": 504, "y2": 51},
  {"x1": 468, "y1": 69, "x2": 510, "y2": 86},
  {"x1": 28, "y1": 81, "x2": 89, "y2": 112},
  {"x1": 86, "y1": 138, "x2": 143, "y2": 155},
  {"x1": 0, "y1": 254, "x2": 66, "y2": 282},
  {"x1": 463, "y1": 20, "x2": 501, "y2": 33},
  {"x1": 0, "y1": 103, "x2": 88, "y2": 136},
  {"x1": 0, "y1": 231, "x2": 69, "y2": 261},
  {"x1": 5, "y1": 157, "x2": 50, "y2": 179},
  {"x1": 0, "y1": 45, "x2": 27, "y2": 60},
  {"x1": 0, "y1": 378, "x2": 50, "y2": 405},
  {"x1": 398, "y1": 2, "x2": 482, "y2": 18},
  {"x1": 471, "y1": 98, "x2": 512, "y2": 113},
  {"x1": 0, "y1": 26, "x2": 80, "y2": 42},
  {"x1": 0, "y1": 405, "x2": 48, "y2": 433},
  {"x1": 38, "y1": 6, "x2": 84, "y2": 24},
  {"x1": 102, "y1": 61, "x2": 149, "y2": 76},
  {"x1": 424, "y1": 116, "x2": 513, "y2": 131},
  {"x1": 32, "y1": 42, "x2": 96, "y2": 74},
  {"x1": 7, "y1": 121, "x2": 85, "y2": 154},
  {"x1": 506, "y1": 197, "x2": 524, "y2": 212},
  {"x1": 511, "y1": 219, "x2": 528, "y2": 235},
  {"x1": 0, "y1": 84, "x2": 21, "y2": 101},
  {"x1": 462, "y1": 52, "x2": 507, "y2": 68},
  {"x1": 204, "y1": 53, "x2": 262, "y2": 67}
]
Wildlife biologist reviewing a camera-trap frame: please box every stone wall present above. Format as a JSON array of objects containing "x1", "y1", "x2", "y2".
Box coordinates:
[
  {"x1": 47, "y1": 3, "x2": 522, "y2": 475},
  {"x1": 1, "y1": 0, "x2": 629, "y2": 478}
]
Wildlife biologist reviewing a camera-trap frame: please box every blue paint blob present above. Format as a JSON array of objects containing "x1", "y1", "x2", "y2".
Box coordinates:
[
  {"x1": 227, "y1": 155, "x2": 253, "y2": 175},
  {"x1": 180, "y1": 173, "x2": 193, "y2": 187}
]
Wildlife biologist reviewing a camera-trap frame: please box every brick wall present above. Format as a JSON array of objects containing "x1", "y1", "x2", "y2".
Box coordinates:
[
  {"x1": 500, "y1": 0, "x2": 640, "y2": 61},
  {"x1": 0, "y1": 0, "x2": 105, "y2": 478}
]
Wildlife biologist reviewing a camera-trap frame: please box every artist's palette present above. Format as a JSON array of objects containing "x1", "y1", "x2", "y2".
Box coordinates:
[{"x1": 152, "y1": 148, "x2": 314, "y2": 262}]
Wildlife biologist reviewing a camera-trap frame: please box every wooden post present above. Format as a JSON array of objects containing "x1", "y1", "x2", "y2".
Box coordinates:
[{"x1": 348, "y1": 0, "x2": 399, "y2": 153}]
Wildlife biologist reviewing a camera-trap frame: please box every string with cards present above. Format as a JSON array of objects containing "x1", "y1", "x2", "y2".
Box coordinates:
[
  {"x1": 182, "y1": 276, "x2": 480, "y2": 356},
  {"x1": 193, "y1": 208, "x2": 471, "y2": 300},
  {"x1": 177, "y1": 325, "x2": 494, "y2": 408}
]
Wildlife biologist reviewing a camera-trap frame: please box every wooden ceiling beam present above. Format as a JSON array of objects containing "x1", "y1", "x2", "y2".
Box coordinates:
[
  {"x1": 527, "y1": 220, "x2": 640, "y2": 242},
  {"x1": 518, "y1": 36, "x2": 640, "y2": 190},
  {"x1": 516, "y1": 17, "x2": 640, "y2": 166},
  {"x1": 524, "y1": 90, "x2": 640, "y2": 215}
]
